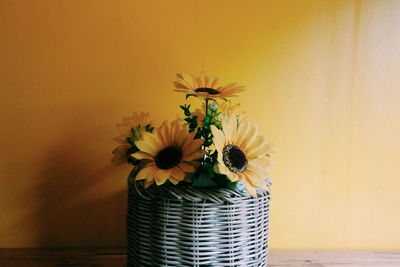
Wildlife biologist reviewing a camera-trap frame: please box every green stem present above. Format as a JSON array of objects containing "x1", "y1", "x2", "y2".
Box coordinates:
[{"x1": 202, "y1": 98, "x2": 210, "y2": 157}]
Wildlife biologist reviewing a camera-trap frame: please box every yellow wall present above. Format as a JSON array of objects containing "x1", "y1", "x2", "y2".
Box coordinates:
[{"x1": 1, "y1": 0, "x2": 400, "y2": 249}]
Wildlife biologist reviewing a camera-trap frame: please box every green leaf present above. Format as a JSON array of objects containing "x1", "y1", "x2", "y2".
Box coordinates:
[
  {"x1": 211, "y1": 173, "x2": 235, "y2": 188},
  {"x1": 130, "y1": 128, "x2": 140, "y2": 139},
  {"x1": 126, "y1": 145, "x2": 139, "y2": 154},
  {"x1": 127, "y1": 156, "x2": 140, "y2": 165},
  {"x1": 203, "y1": 140, "x2": 213, "y2": 147},
  {"x1": 126, "y1": 137, "x2": 134, "y2": 145},
  {"x1": 192, "y1": 173, "x2": 218, "y2": 187},
  {"x1": 194, "y1": 132, "x2": 202, "y2": 139},
  {"x1": 144, "y1": 124, "x2": 153, "y2": 133}
]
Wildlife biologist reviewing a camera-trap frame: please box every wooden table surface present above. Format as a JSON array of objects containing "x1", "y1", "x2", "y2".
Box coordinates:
[{"x1": 0, "y1": 249, "x2": 399, "y2": 266}]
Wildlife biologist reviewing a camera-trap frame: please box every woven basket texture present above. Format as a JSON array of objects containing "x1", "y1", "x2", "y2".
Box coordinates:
[{"x1": 127, "y1": 180, "x2": 270, "y2": 267}]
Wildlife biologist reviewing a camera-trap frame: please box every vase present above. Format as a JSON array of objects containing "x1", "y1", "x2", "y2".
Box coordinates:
[{"x1": 127, "y1": 178, "x2": 270, "y2": 267}]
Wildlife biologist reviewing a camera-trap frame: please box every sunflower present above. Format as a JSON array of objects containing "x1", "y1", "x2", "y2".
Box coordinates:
[
  {"x1": 173, "y1": 72, "x2": 245, "y2": 99},
  {"x1": 211, "y1": 115, "x2": 272, "y2": 197},
  {"x1": 111, "y1": 112, "x2": 153, "y2": 165},
  {"x1": 131, "y1": 120, "x2": 204, "y2": 188}
]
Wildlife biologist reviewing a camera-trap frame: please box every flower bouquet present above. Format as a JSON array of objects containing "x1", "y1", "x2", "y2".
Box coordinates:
[{"x1": 113, "y1": 72, "x2": 272, "y2": 267}]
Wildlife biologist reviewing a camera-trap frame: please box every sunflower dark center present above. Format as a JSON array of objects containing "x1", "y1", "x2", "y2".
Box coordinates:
[
  {"x1": 194, "y1": 87, "x2": 220, "y2": 95},
  {"x1": 155, "y1": 146, "x2": 183, "y2": 169},
  {"x1": 222, "y1": 144, "x2": 248, "y2": 173}
]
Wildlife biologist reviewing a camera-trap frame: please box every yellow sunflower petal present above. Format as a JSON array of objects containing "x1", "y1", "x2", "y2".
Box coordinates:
[
  {"x1": 178, "y1": 162, "x2": 195, "y2": 172},
  {"x1": 183, "y1": 151, "x2": 204, "y2": 161},
  {"x1": 173, "y1": 81, "x2": 190, "y2": 90},
  {"x1": 233, "y1": 119, "x2": 249, "y2": 146},
  {"x1": 217, "y1": 155, "x2": 239, "y2": 177},
  {"x1": 131, "y1": 151, "x2": 153, "y2": 160},
  {"x1": 226, "y1": 172, "x2": 239, "y2": 182},
  {"x1": 222, "y1": 115, "x2": 237, "y2": 144},
  {"x1": 135, "y1": 139, "x2": 158, "y2": 156},
  {"x1": 181, "y1": 130, "x2": 197, "y2": 146},
  {"x1": 251, "y1": 157, "x2": 271, "y2": 169},
  {"x1": 159, "y1": 121, "x2": 171, "y2": 147},
  {"x1": 175, "y1": 89, "x2": 190, "y2": 93},
  {"x1": 240, "y1": 123, "x2": 258, "y2": 150},
  {"x1": 143, "y1": 176, "x2": 155, "y2": 188},
  {"x1": 247, "y1": 143, "x2": 272, "y2": 159},
  {"x1": 243, "y1": 171, "x2": 268, "y2": 190},
  {"x1": 171, "y1": 120, "x2": 180, "y2": 138},
  {"x1": 251, "y1": 177, "x2": 268, "y2": 191},
  {"x1": 219, "y1": 83, "x2": 246, "y2": 94},
  {"x1": 182, "y1": 138, "x2": 203, "y2": 155},
  {"x1": 170, "y1": 120, "x2": 185, "y2": 147},
  {"x1": 169, "y1": 176, "x2": 180, "y2": 185},
  {"x1": 177, "y1": 73, "x2": 195, "y2": 89},
  {"x1": 247, "y1": 163, "x2": 269, "y2": 178},
  {"x1": 141, "y1": 131, "x2": 163, "y2": 152},
  {"x1": 135, "y1": 164, "x2": 156, "y2": 180},
  {"x1": 244, "y1": 136, "x2": 266, "y2": 156},
  {"x1": 210, "y1": 125, "x2": 226, "y2": 150},
  {"x1": 216, "y1": 162, "x2": 230, "y2": 176},
  {"x1": 244, "y1": 179, "x2": 257, "y2": 197},
  {"x1": 173, "y1": 131, "x2": 185, "y2": 148},
  {"x1": 154, "y1": 169, "x2": 170, "y2": 185},
  {"x1": 228, "y1": 115, "x2": 238, "y2": 143},
  {"x1": 170, "y1": 167, "x2": 185, "y2": 181}
]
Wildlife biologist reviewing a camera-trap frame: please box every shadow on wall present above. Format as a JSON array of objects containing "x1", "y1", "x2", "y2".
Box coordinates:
[{"x1": 30, "y1": 124, "x2": 126, "y2": 248}]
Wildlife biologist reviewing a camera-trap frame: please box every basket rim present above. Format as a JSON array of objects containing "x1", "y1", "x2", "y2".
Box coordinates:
[{"x1": 129, "y1": 178, "x2": 270, "y2": 204}]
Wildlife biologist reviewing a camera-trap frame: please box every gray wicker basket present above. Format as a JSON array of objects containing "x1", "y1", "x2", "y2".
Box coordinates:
[{"x1": 127, "y1": 179, "x2": 270, "y2": 267}]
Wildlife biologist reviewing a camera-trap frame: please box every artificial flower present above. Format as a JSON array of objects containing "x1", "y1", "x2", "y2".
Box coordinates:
[
  {"x1": 173, "y1": 72, "x2": 245, "y2": 99},
  {"x1": 211, "y1": 115, "x2": 272, "y2": 197},
  {"x1": 132, "y1": 120, "x2": 204, "y2": 188},
  {"x1": 111, "y1": 112, "x2": 153, "y2": 165}
]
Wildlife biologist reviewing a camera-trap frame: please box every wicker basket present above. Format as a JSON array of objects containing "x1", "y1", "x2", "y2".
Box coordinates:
[{"x1": 127, "y1": 178, "x2": 270, "y2": 267}]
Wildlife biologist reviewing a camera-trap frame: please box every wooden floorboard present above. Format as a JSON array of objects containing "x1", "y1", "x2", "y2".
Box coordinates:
[
  {"x1": 268, "y1": 250, "x2": 400, "y2": 267},
  {"x1": 0, "y1": 248, "x2": 126, "y2": 267},
  {"x1": 0, "y1": 249, "x2": 399, "y2": 266}
]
